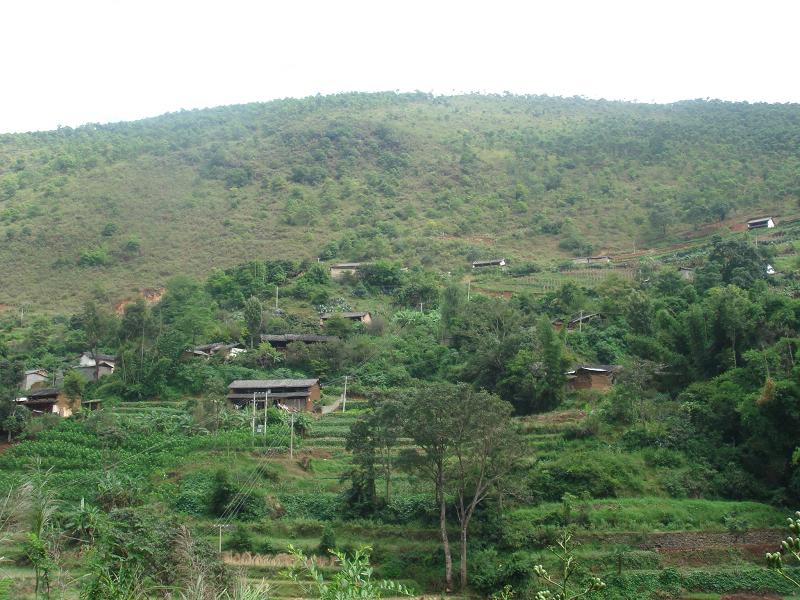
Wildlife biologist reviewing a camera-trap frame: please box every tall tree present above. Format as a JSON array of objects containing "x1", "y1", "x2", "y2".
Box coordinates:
[{"x1": 243, "y1": 296, "x2": 263, "y2": 349}]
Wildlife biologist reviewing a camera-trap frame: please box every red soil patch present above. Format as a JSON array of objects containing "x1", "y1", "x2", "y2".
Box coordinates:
[
  {"x1": 114, "y1": 286, "x2": 166, "y2": 314},
  {"x1": 0, "y1": 442, "x2": 13, "y2": 454}
]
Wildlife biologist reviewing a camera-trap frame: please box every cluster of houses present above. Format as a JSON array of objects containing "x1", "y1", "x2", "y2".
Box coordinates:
[{"x1": 15, "y1": 352, "x2": 113, "y2": 417}]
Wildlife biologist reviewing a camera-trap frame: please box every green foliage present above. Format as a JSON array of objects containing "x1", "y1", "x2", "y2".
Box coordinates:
[{"x1": 225, "y1": 524, "x2": 255, "y2": 553}]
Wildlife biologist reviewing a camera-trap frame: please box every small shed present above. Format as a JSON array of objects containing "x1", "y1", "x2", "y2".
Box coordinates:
[
  {"x1": 471, "y1": 259, "x2": 507, "y2": 268},
  {"x1": 261, "y1": 334, "x2": 339, "y2": 351},
  {"x1": 15, "y1": 388, "x2": 79, "y2": 417},
  {"x1": 678, "y1": 267, "x2": 695, "y2": 281},
  {"x1": 320, "y1": 311, "x2": 372, "y2": 326},
  {"x1": 22, "y1": 368, "x2": 50, "y2": 391},
  {"x1": 747, "y1": 217, "x2": 775, "y2": 230},
  {"x1": 227, "y1": 378, "x2": 321, "y2": 412},
  {"x1": 330, "y1": 263, "x2": 365, "y2": 280},
  {"x1": 565, "y1": 365, "x2": 621, "y2": 392}
]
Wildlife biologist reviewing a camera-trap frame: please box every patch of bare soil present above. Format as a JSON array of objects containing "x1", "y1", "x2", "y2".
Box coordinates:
[{"x1": 528, "y1": 409, "x2": 587, "y2": 425}]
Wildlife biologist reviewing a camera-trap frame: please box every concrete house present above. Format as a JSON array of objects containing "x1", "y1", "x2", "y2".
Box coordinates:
[
  {"x1": 471, "y1": 259, "x2": 507, "y2": 268},
  {"x1": 566, "y1": 365, "x2": 621, "y2": 392},
  {"x1": 22, "y1": 368, "x2": 50, "y2": 391},
  {"x1": 227, "y1": 378, "x2": 321, "y2": 412},
  {"x1": 330, "y1": 263, "x2": 366, "y2": 280},
  {"x1": 679, "y1": 267, "x2": 695, "y2": 281},
  {"x1": 747, "y1": 217, "x2": 775, "y2": 230},
  {"x1": 573, "y1": 255, "x2": 612, "y2": 266},
  {"x1": 320, "y1": 311, "x2": 372, "y2": 326},
  {"x1": 15, "y1": 388, "x2": 80, "y2": 417}
]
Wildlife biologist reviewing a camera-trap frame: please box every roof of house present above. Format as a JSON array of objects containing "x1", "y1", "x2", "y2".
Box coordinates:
[
  {"x1": 25, "y1": 368, "x2": 48, "y2": 376},
  {"x1": 24, "y1": 388, "x2": 61, "y2": 399},
  {"x1": 194, "y1": 342, "x2": 243, "y2": 353},
  {"x1": 568, "y1": 313, "x2": 600, "y2": 325},
  {"x1": 228, "y1": 379, "x2": 320, "y2": 389},
  {"x1": 679, "y1": 266, "x2": 695, "y2": 271},
  {"x1": 320, "y1": 311, "x2": 370, "y2": 319},
  {"x1": 566, "y1": 365, "x2": 622, "y2": 375},
  {"x1": 472, "y1": 259, "x2": 506, "y2": 266},
  {"x1": 589, "y1": 255, "x2": 612, "y2": 260},
  {"x1": 747, "y1": 217, "x2": 774, "y2": 224},
  {"x1": 77, "y1": 361, "x2": 115, "y2": 369},
  {"x1": 261, "y1": 334, "x2": 339, "y2": 343},
  {"x1": 83, "y1": 352, "x2": 116, "y2": 361},
  {"x1": 331, "y1": 262, "x2": 364, "y2": 269}
]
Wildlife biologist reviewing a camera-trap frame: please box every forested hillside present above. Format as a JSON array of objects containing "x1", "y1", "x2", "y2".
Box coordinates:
[{"x1": 1, "y1": 93, "x2": 800, "y2": 310}]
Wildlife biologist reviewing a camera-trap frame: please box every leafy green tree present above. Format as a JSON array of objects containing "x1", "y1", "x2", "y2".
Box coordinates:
[
  {"x1": 62, "y1": 369, "x2": 86, "y2": 407},
  {"x1": 243, "y1": 296, "x2": 263, "y2": 349},
  {"x1": 79, "y1": 300, "x2": 117, "y2": 381},
  {"x1": 225, "y1": 524, "x2": 254, "y2": 553}
]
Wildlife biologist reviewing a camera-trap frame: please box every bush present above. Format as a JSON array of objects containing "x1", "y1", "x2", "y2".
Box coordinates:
[
  {"x1": 470, "y1": 547, "x2": 534, "y2": 595},
  {"x1": 317, "y1": 524, "x2": 337, "y2": 555},
  {"x1": 225, "y1": 524, "x2": 254, "y2": 553}
]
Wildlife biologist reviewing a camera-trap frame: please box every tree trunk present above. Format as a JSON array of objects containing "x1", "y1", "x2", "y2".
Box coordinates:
[
  {"x1": 437, "y1": 471, "x2": 453, "y2": 592},
  {"x1": 459, "y1": 523, "x2": 468, "y2": 590}
]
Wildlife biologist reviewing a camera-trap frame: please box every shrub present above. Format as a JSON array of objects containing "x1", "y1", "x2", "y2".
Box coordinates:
[
  {"x1": 469, "y1": 547, "x2": 534, "y2": 595},
  {"x1": 317, "y1": 524, "x2": 337, "y2": 555},
  {"x1": 225, "y1": 524, "x2": 254, "y2": 553}
]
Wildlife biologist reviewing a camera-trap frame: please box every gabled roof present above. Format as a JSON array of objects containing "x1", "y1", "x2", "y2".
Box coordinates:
[
  {"x1": 82, "y1": 352, "x2": 116, "y2": 361},
  {"x1": 566, "y1": 365, "x2": 621, "y2": 375},
  {"x1": 194, "y1": 342, "x2": 243, "y2": 353},
  {"x1": 331, "y1": 262, "x2": 364, "y2": 268},
  {"x1": 20, "y1": 388, "x2": 61, "y2": 400},
  {"x1": 320, "y1": 311, "x2": 370, "y2": 319},
  {"x1": 228, "y1": 379, "x2": 320, "y2": 389},
  {"x1": 25, "y1": 368, "x2": 48, "y2": 376},
  {"x1": 472, "y1": 258, "x2": 506, "y2": 266},
  {"x1": 747, "y1": 216, "x2": 774, "y2": 224},
  {"x1": 568, "y1": 313, "x2": 600, "y2": 325}
]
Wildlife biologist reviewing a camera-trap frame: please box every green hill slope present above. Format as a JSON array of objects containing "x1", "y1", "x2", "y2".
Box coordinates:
[{"x1": 1, "y1": 92, "x2": 799, "y2": 311}]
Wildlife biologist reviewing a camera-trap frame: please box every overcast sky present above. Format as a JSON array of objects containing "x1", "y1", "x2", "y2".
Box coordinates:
[{"x1": 1, "y1": 0, "x2": 798, "y2": 133}]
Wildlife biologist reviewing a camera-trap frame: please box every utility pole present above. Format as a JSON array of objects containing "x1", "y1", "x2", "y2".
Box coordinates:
[
  {"x1": 579, "y1": 309, "x2": 583, "y2": 333},
  {"x1": 419, "y1": 302, "x2": 423, "y2": 313},
  {"x1": 342, "y1": 375, "x2": 348, "y2": 412},
  {"x1": 289, "y1": 412, "x2": 295, "y2": 459},
  {"x1": 251, "y1": 393, "x2": 256, "y2": 436},
  {"x1": 467, "y1": 279, "x2": 471, "y2": 302},
  {"x1": 216, "y1": 524, "x2": 225, "y2": 553},
  {"x1": 275, "y1": 286, "x2": 279, "y2": 311},
  {"x1": 264, "y1": 390, "x2": 269, "y2": 441}
]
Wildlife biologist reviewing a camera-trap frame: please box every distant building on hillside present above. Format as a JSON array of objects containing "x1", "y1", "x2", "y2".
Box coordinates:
[
  {"x1": 76, "y1": 352, "x2": 116, "y2": 381},
  {"x1": 565, "y1": 365, "x2": 621, "y2": 392},
  {"x1": 573, "y1": 255, "x2": 613, "y2": 266},
  {"x1": 330, "y1": 263, "x2": 366, "y2": 280},
  {"x1": 766, "y1": 264, "x2": 776, "y2": 275},
  {"x1": 678, "y1": 267, "x2": 695, "y2": 281},
  {"x1": 227, "y1": 378, "x2": 321, "y2": 412},
  {"x1": 553, "y1": 313, "x2": 601, "y2": 332},
  {"x1": 182, "y1": 342, "x2": 245, "y2": 361},
  {"x1": 747, "y1": 217, "x2": 775, "y2": 230},
  {"x1": 22, "y1": 368, "x2": 50, "y2": 391},
  {"x1": 15, "y1": 388, "x2": 79, "y2": 417},
  {"x1": 320, "y1": 311, "x2": 372, "y2": 326},
  {"x1": 471, "y1": 258, "x2": 506, "y2": 268},
  {"x1": 260, "y1": 334, "x2": 339, "y2": 351}
]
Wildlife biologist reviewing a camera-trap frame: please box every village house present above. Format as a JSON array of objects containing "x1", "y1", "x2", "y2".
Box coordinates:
[
  {"x1": 747, "y1": 217, "x2": 775, "y2": 230},
  {"x1": 22, "y1": 368, "x2": 50, "y2": 391},
  {"x1": 330, "y1": 262, "x2": 366, "y2": 280},
  {"x1": 260, "y1": 334, "x2": 339, "y2": 351},
  {"x1": 471, "y1": 258, "x2": 506, "y2": 268},
  {"x1": 75, "y1": 352, "x2": 116, "y2": 382},
  {"x1": 320, "y1": 311, "x2": 372, "y2": 326},
  {"x1": 679, "y1": 267, "x2": 695, "y2": 281},
  {"x1": 15, "y1": 388, "x2": 80, "y2": 417},
  {"x1": 565, "y1": 365, "x2": 621, "y2": 392},
  {"x1": 182, "y1": 342, "x2": 246, "y2": 361},
  {"x1": 553, "y1": 313, "x2": 601, "y2": 332},
  {"x1": 227, "y1": 378, "x2": 321, "y2": 412},
  {"x1": 573, "y1": 255, "x2": 613, "y2": 266}
]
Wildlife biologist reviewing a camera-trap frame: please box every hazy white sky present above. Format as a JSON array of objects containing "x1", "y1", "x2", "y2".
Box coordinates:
[{"x1": 1, "y1": 0, "x2": 798, "y2": 133}]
